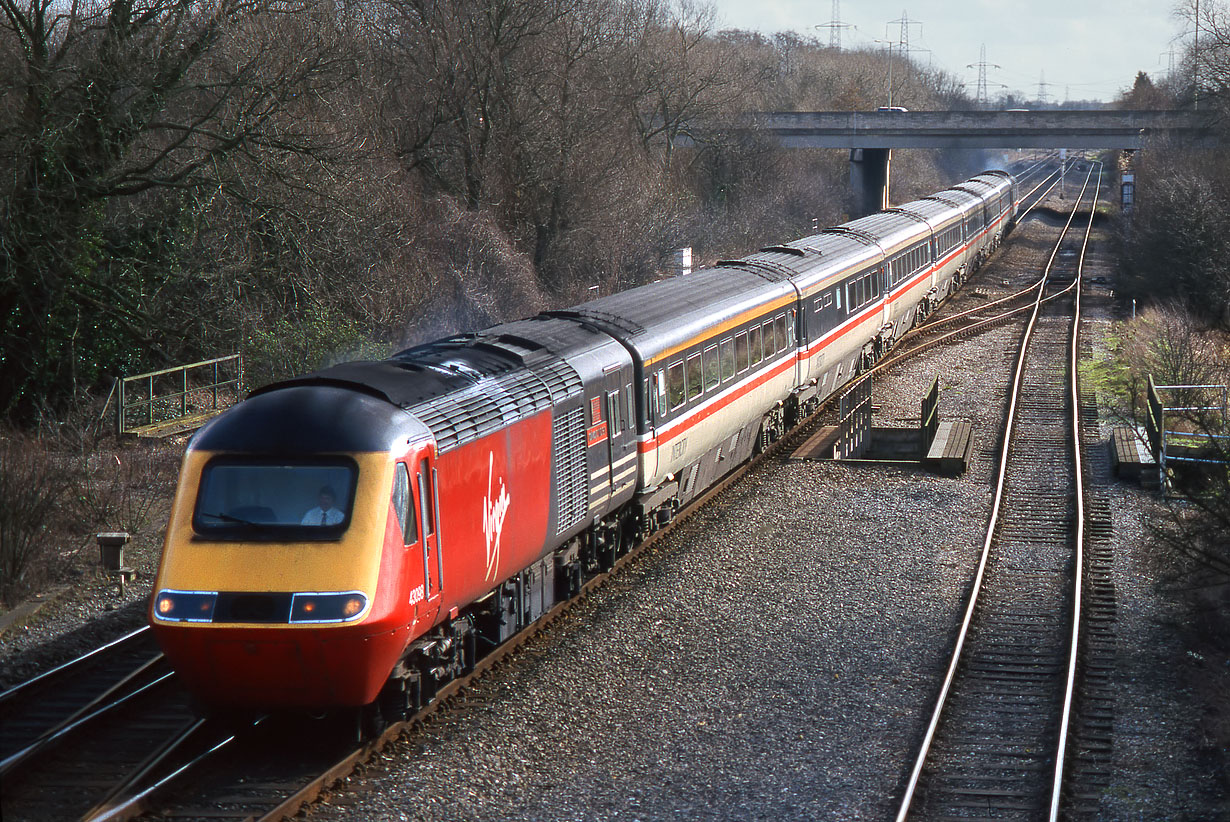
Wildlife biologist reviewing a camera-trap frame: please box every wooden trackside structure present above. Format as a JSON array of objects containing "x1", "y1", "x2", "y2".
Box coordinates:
[{"x1": 792, "y1": 375, "x2": 974, "y2": 475}]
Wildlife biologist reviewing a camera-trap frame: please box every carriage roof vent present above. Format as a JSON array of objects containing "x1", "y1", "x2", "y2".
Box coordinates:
[{"x1": 759, "y1": 245, "x2": 807, "y2": 256}]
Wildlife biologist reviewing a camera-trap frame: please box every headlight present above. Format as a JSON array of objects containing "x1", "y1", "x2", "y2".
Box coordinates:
[
  {"x1": 154, "y1": 590, "x2": 217, "y2": 622},
  {"x1": 289, "y1": 592, "x2": 368, "y2": 623}
]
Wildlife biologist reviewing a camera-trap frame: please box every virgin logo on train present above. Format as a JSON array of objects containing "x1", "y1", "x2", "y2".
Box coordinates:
[{"x1": 483, "y1": 452, "x2": 511, "y2": 582}]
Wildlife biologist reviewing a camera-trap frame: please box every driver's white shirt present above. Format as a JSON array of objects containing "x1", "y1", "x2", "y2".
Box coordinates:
[{"x1": 301, "y1": 506, "x2": 344, "y2": 525}]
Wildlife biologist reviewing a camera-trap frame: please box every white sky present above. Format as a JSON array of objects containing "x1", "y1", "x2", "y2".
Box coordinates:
[{"x1": 707, "y1": 0, "x2": 1192, "y2": 102}]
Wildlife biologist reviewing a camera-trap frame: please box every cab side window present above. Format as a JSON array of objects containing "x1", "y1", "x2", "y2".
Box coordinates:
[{"x1": 392, "y1": 462, "x2": 418, "y2": 544}]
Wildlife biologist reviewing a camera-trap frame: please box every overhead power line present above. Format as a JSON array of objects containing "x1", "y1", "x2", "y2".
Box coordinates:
[{"x1": 967, "y1": 43, "x2": 1000, "y2": 109}]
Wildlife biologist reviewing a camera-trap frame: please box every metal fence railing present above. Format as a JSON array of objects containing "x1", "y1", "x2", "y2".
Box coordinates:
[
  {"x1": 116, "y1": 354, "x2": 242, "y2": 436},
  {"x1": 1145, "y1": 374, "x2": 1228, "y2": 496}
]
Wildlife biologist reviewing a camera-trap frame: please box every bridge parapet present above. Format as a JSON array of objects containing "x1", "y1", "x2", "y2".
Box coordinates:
[{"x1": 700, "y1": 109, "x2": 1218, "y2": 150}]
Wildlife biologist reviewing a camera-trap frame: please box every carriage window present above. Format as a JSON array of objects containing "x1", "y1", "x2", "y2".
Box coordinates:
[
  {"x1": 735, "y1": 332, "x2": 749, "y2": 372},
  {"x1": 686, "y1": 353, "x2": 703, "y2": 401},
  {"x1": 193, "y1": 457, "x2": 357, "y2": 538},
  {"x1": 703, "y1": 345, "x2": 719, "y2": 391},
  {"x1": 749, "y1": 324, "x2": 763, "y2": 365},
  {"x1": 392, "y1": 462, "x2": 417, "y2": 545},
  {"x1": 720, "y1": 339, "x2": 735, "y2": 381},
  {"x1": 762, "y1": 320, "x2": 775, "y2": 356},
  {"x1": 667, "y1": 361, "x2": 686, "y2": 410},
  {"x1": 775, "y1": 316, "x2": 789, "y2": 352}
]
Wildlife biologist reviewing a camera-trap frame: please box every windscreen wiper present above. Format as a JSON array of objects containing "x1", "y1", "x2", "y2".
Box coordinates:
[{"x1": 199, "y1": 511, "x2": 265, "y2": 527}]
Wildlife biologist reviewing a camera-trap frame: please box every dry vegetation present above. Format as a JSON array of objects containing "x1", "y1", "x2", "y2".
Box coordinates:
[
  {"x1": 1092, "y1": 0, "x2": 1230, "y2": 761},
  {"x1": 0, "y1": 0, "x2": 1003, "y2": 602},
  {"x1": 0, "y1": 0, "x2": 983, "y2": 423}
]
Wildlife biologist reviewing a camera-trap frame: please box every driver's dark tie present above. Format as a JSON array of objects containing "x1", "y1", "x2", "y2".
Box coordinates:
[{"x1": 321, "y1": 511, "x2": 326, "y2": 525}]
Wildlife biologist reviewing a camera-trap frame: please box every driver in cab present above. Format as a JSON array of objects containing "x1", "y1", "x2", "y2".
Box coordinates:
[{"x1": 301, "y1": 486, "x2": 344, "y2": 526}]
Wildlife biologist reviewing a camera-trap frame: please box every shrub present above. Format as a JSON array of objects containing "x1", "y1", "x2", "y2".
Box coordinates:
[{"x1": 0, "y1": 435, "x2": 73, "y2": 602}]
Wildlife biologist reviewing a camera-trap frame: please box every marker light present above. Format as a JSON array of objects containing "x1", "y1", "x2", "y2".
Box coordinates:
[
  {"x1": 289, "y1": 592, "x2": 367, "y2": 623},
  {"x1": 154, "y1": 590, "x2": 217, "y2": 622}
]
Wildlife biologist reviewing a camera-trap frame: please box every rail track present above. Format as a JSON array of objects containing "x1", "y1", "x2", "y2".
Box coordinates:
[
  {"x1": 0, "y1": 626, "x2": 179, "y2": 783},
  {"x1": 895, "y1": 163, "x2": 1102, "y2": 820},
  {"x1": 2, "y1": 162, "x2": 1085, "y2": 822},
  {"x1": 870, "y1": 161, "x2": 1068, "y2": 376},
  {"x1": 0, "y1": 625, "x2": 207, "y2": 821}
]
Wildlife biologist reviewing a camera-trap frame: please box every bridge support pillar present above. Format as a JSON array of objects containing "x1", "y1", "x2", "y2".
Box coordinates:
[{"x1": 849, "y1": 148, "x2": 891, "y2": 217}]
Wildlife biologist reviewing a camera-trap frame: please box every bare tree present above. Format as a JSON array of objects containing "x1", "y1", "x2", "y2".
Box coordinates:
[
  {"x1": 0, "y1": 0, "x2": 353, "y2": 420},
  {"x1": 378, "y1": 0, "x2": 575, "y2": 208},
  {"x1": 626, "y1": 0, "x2": 754, "y2": 170}
]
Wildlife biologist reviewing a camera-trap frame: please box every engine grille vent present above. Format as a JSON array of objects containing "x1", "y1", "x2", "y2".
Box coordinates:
[
  {"x1": 532, "y1": 358, "x2": 583, "y2": 401},
  {"x1": 412, "y1": 370, "x2": 552, "y2": 452},
  {"x1": 553, "y1": 406, "x2": 588, "y2": 535}
]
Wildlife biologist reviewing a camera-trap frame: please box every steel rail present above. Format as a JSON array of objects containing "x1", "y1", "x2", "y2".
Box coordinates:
[
  {"x1": 1049, "y1": 163, "x2": 1103, "y2": 820},
  {"x1": 894, "y1": 164, "x2": 1097, "y2": 821},
  {"x1": 1017, "y1": 164, "x2": 1064, "y2": 212},
  {"x1": 868, "y1": 273, "x2": 1079, "y2": 382},
  {"x1": 859, "y1": 167, "x2": 1068, "y2": 379},
  {"x1": 86, "y1": 717, "x2": 266, "y2": 822},
  {"x1": 904, "y1": 169, "x2": 1063, "y2": 337},
  {"x1": 235, "y1": 183, "x2": 1083, "y2": 822},
  {"x1": 0, "y1": 670, "x2": 176, "y2": 775},
  {"x1": 222, "y1": 208, "x2": 1051, "y2": 821},
  {"x1": 0, "y1": 625, "x2": 152, "y2": 705},
  {"x1": 82, "y1": 716, "x2": 210, "y2": 821}
]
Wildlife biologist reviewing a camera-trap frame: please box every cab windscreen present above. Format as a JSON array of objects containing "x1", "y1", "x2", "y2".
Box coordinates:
[{"x1": 192, "y1": 456, "x2": 358, "y2": 539}]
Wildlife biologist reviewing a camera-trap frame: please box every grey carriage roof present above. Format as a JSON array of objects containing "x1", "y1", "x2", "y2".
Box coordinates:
[
  {"x1": 971, "y1": 169, "x2": 1014, "y2": 190},
  {"x1": 839, "y1": 210, "x2": 932, "y2": 257},
  {"x1": 550, "y1": 265, "x2": 796, "y2": 365},
  {"x1": 889, "y1": 197, "x2": 967, "y2": 232},
  {"x1": 922, "y1": 185, "x2": 983, "y2": 216}
]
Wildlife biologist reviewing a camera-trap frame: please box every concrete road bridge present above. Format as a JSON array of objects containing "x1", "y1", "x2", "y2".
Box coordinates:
[{"x1": 679, "y1": 109, "x2": 1219, "y2": 215}]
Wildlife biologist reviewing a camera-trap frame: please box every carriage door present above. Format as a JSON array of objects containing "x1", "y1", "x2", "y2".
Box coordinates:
[
  {"x1": 393, "y1": 462, "x2": 424, "y2": 623},
  {"x1": 881, "y1": 264, "x2": 892, "y2": 327},
  {"x1": 644, "y1": 369, "x2": 666, "y2": 480},
  {"x1": 603, "y1": 367, "x2": 634, "y2": 500},
  {"x1": 416, "y1": 452, "x2": 443, "y2": 604}
]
